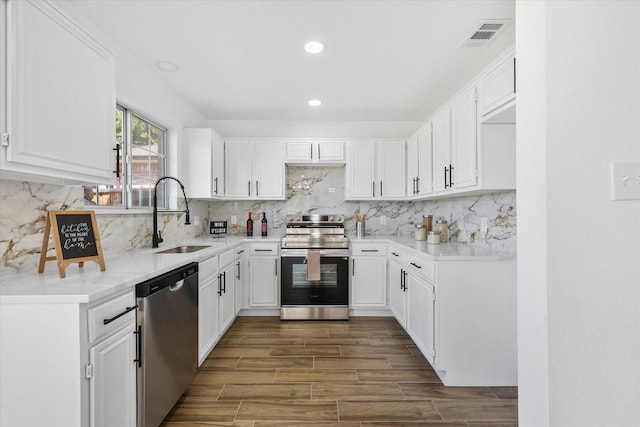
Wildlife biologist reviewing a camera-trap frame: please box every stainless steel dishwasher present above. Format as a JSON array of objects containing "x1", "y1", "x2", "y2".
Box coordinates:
[{"x1": 136, "y1": 262, "x2": 198, "y2": 427}]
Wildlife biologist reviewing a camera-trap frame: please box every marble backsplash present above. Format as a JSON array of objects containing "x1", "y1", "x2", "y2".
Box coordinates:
[
  {"x1": 0, "y1": 181, "x2": 208, "y2": 274},
  {"x1": 0, "y1": 167, "x2": 515, "y2": 273},
  {"x1": 210, "y1": 167, "x2": 516, "y2": 251}
]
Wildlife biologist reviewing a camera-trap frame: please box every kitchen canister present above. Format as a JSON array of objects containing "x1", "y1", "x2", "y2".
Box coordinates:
[
  {"x1": 414, "y1": 224, "x2": 427, "y2": 241},
  {"x1": 427, "y1": 231, "x2": 441, "y2": 244},
  {"x1": 355, "y1": 221, "x2": 365, "y2": 238},
  {"x1": 422, "y1": 215, "x2": 433, "y2": 232},
  {"x1": 435, "y1": 218, "x2": 448, "y2": 242}
]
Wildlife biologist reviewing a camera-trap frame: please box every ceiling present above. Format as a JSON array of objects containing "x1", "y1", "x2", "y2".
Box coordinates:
[{"x1": 66, "y1": 0, "x2": 515, "y2": 123}]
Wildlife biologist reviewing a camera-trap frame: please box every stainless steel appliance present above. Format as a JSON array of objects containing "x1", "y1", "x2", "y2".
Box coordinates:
[
  {"x1": 280, "y1": 214, "x2": 350, "y2": 320},
  {"x1": 136, "y1": 263, "x2": 198, "y2": 427}
]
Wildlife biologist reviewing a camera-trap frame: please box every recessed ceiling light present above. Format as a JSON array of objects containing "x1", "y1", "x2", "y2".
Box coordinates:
[
  {"x1": 304, "y1": 41, "x2": 324, "y2": 54},
  {"x1": 308, "y1": 99, "x2": 322, "y2": 107},
  {"x1": 155, "y1": 60, "x2": 180, "y2": 72}
]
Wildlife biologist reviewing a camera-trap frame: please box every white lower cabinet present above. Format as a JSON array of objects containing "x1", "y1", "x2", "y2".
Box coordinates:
[
  {"x1": 350, "y1": 243, "x2": 387, "y2": 308},
  {"x1": 405, "y1": 272, "x2": 436, "y2": 365},
  {"x1": 0, "y1": 289, "x2": 137, "y2": 427},
  {"x1": 219, "y1": 252, "x2": 236, "y2": 333},
  {"x1": 388, "y1": 246, "x2": 517, "y2": 386},
  {"x1": 249, "y1": 243, "x2": 280, "y2": 307},
  {"x1": 88, "y1": 322, "x2": 137, "y2": 427},
  {"x1": 387, "y1": 247, "x2": 407, "y2": 328},
  {"x1": 198, "y1": 255, "x2": 219, "y2": 365}
]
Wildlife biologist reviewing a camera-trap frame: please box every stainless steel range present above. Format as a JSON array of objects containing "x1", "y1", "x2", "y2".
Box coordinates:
[{"x1": 280, "y1": 214, "x2": 350, "y2": 320}]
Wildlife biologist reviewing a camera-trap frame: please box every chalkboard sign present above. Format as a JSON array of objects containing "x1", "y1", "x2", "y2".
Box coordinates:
[
  {"x1": 210, "y1": 220, "x2": 227, "y2": 235},
  {"x1": 38, "y1": 210, "x2": 106, "y2": 278}
]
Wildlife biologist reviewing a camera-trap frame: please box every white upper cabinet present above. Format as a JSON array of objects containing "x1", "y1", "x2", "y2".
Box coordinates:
[
  {"x1": 1, "y1": 0, "x2": 116, "y2": 184},
  {"x1": 286, "y1": 139, "x2": 344, "y2": 165},
  {"x1": 183, "y1": 128, "x2": 225, "y2": 199},
  {"x1": 346, "y1": 139, "x2": 405, "y2": 200},
  {"x1": 432, "y1": 108, "x2": 452, "y2": 193},
  {"x1": 225, "y1": 139, "x2": 285, "y2": 200},
  {"x1": 407, "y1": 123, "x2": 433, "y2": 198},
  {"x1": 451, "y1": 87, "x2": 479, "y2": 190},
  {"x1": 477, "y1": 53, "x2": 516, "y2": 121}
]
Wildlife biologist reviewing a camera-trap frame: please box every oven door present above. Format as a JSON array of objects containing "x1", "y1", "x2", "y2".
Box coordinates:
[{"x1": 280, "y1": 249, "x2": 349, "y2": 306}]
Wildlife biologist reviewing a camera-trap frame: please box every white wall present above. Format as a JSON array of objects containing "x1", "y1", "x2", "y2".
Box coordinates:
[{"x1": 517, "y1": 1, "x2": 640, "y2": 426}]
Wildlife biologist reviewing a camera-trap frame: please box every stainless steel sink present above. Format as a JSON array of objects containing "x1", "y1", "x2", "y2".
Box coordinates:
[{"x1": 155, "y1": 245, "x2": 211, "y2": 254}]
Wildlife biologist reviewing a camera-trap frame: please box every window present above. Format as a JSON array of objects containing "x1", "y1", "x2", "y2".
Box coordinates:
[{"x1": 84, "y1": 105, "x2": 167, "y2": 209}]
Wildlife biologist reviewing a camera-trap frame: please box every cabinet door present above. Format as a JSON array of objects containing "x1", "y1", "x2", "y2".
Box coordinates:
[
  {"x1": 249, "y1": 257, "x2": 279, "y2": 307},
  {"x1": 351, "y1": 256, "x2": 387, "y2": 308},
  {"x1": 219, "y1": 263, "x2": 236, "y2": 333},
  {"x1": 432, "y1": 108, "x2": 452, "y2": 193},
  {"x1": 286, "y1": 140, "x2": 313, "y2": 162},
  {"x1": 234, "y1": 251, "x2": 247, "y2": 313},
  {"x1": 451, "y1": 87, "x2": 478, "y2": 190},
  {"x1": 346, "y1": 140, "x2": 375, "y2": 199},
  {"x1": 224, "y1": 140, "x2": 253, "y2": 198},
  {"x1": 316, "y1": 140, "x2": 344, "y2": 162},
  {"x1": 89, "y1": 323, "x2": 136, "y2": 427},
  {"x1": 378, "y1": 140, "x2": 405, "y2": 199},
  {"x1": 479, "y1": 56, "x2": 515, "y2": 117},
  {"x1": 198, "y1": 277, "x2": 219, "y2": 364},
  {"x1": 253, "y1": 141, "x2": 285, "y2": 199},
  {"x1": 3, "y1": 0, "x2": 116, "y2": 184},
  {"x1": 387, "y1": 260, "x2": 407, "y2": 327},
  {"x1": 416, "y1": 124, "x2": 433, "y2": 196},
  {"x1": 183, "y1": 128, "x2": 213, "y2": 198},
  {"x1": 406, "y1": 274, "x2": 435, "y2": 364},
  {"x1": 211, "y1": 132, "x2": 225, "y2": 197},
  {"x1": 406, "y1": 132, "x2": 419, "y2": 197}
]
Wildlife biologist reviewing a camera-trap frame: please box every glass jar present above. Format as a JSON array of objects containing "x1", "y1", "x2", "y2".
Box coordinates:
[
  {"x1": 427, "y1": 231, "x2": 440, "y2": 244},
  {"x1": 422, "y1": 215, "x2": 433, "y2": 232},
  {"x1": 435, "y1": 218, "x2": 448, "y2": 243},
  {"x1": 414, "y1": 224, "x2": 427, "y2": 241}
]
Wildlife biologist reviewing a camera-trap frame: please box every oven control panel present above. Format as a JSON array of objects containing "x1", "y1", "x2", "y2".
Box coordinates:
[{"x1": 285, "y1": 214, "x2": 345, "y2": 224}]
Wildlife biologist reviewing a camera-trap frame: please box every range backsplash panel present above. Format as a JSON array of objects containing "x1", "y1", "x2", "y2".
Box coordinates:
[{"x1": 1, "y1": 167, "x2": 515, "y2": 273}]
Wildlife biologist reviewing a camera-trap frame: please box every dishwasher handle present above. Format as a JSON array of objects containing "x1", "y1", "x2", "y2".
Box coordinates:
[{"x1": 170, "y1": 279, "x2": 185, "y2": 292}]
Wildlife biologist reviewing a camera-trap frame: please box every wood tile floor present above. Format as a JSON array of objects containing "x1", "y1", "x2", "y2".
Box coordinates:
[{"x1": 161, "y1": 316, "x2": 518, "y2": 427}]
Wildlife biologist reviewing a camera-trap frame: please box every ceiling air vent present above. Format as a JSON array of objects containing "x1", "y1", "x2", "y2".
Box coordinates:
[{"x1": 460, "y1": 20, "x2": 511, "y2": 48}]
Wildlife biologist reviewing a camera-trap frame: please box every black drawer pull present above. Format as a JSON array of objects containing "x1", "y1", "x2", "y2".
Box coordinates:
[
  {"x1": 410, "y1": 262, "x2": 422, "y2": 269},
  {"x1": 361, "y1": 249, "x2": 379, "y2": 253},
  {"x1": 255, "y1": 249, "x2": 273, "y2": 252},
  {"x1": 103, "y1": 305, "x2": 137, "y2": 325}
]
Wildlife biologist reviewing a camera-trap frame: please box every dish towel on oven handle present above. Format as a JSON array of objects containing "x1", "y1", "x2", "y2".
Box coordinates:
[{"x1": 306, "y1": 250, "x2": 321, "y2": 281}]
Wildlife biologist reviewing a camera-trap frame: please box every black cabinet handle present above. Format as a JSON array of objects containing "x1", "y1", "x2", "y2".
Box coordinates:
[
  {"x1": 410, "y1": 262, "x2": 422, "y2": 269},
  {"x1": 361, "y1": 249, "x2": 379, "y2": 253},
  {"x1": 236, "y1": 261, "x2": 241, "y2": 280},
  {"x1": 255, "y1": 249, "x2": 273, "y2": 252},
  {"x1": 444, "y1": 166, "x2": 449, "y2": 189},
  {"x1": 237, "y1": 249, "x2": 245, "y2": 254},
  {"x1": 248, "y1": 181, "x2": 251, "y2": 196},
  {"x1": 416, "y1": 177, "x2": 420, "y2": 194},
  {"x1": 391, "y1": 252, "x2": 398, "y2": 257},
  {"x1": 274, "y1": 259, "x2": 278, "y2": 276},
  {"x1": 214, "y1": 177, "x2": 218, "y2": 195},
  {"x1": 403, "y1": 271, "x2": 408, "y2": 292},
  {"x1": 218, "y1": 274, "x2": 223, "y2": 296},
  {"x1": 380, "y1": 180, "x2": 383, "y2": 197},
  {"x1": 112, "y1": 144, "x2": 120, "y2": 177},
  {"x1": 103, "y1": 305, "x2": 137, "y2": 325},
  {"x1": 352, "y1": 259, "x2": 355, "y2": 276},
  {"x1": 256, "y1": 181, "x2": 259, "y2": 197}
]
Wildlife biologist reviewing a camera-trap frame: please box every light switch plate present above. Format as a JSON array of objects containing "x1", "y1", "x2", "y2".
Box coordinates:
[
  {"x1": 380, "y1": 215, "x2": 387, "y2": 225},
  {"x1": 610, "y1": 161, "x2": 640, "y2": 201},
  {"x1": 480, "y1": 217, "x2": 488, "y2": 233},
  {"x1": 230, "y1": 215, "x2": 237, "y2": 225}
]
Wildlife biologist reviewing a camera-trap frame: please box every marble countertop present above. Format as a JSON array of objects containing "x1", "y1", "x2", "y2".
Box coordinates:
[{"x1": 0, "y1": 234, "x2": 513, "y2": 304}]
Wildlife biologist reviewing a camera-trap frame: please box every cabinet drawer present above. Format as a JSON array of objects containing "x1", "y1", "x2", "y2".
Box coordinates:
[
  {"x1": 219, "y1": 249, "x2": 235, "y2": 269},
  {"x1": 88, "y1": 290, "x2": 136, "y2": 343},
  {"x1": 351, "y1": 243, "x2": 387, "y2": 256},
  {"x1": 250, "y1": 242, "x2": 279, "y2": 255},
  {"x1": 200, "y1": 255, "x2": 219, "y2": 280},
  {"x1": 388, "y1": 246, "x2": 406, "y2": 264},
  {"x1": 406, "y1": 254, "x2": 435, "y2": 282}
]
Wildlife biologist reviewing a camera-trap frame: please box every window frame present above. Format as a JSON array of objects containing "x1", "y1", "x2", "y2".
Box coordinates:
[{"x1": 85, "y1": 104, "x2": 168, "y2": 210}]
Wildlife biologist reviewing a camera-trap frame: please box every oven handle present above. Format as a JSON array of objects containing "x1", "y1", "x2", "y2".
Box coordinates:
[{"x1": 280, "y1": 249, "x2": 350, "y2": 257}]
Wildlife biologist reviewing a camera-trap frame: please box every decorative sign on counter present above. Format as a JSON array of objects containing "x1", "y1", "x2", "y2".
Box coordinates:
[
  {"x1": 38, "y1": 210, "x2": 106, "y2": 278},
  {"x1": 210, "y1": 220, "x2": 227, "y2": 236}
]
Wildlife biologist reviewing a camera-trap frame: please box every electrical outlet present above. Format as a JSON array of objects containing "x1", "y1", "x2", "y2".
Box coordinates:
[
  {"x1": 380, "y1": 215, "x2": 387, "y2": 225},
  {"x1": 230, "y1": 215, "x2": 237, "y2": 225},
  {"x1": 611, "y1": 161, "x2": 640, "y2": 201},
  {"x1": 193, "y1": 216, "x2": 200, "y2": 226},
  {"x1": 480, "y1": 217, "x2": 488, "y2": 233}
]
